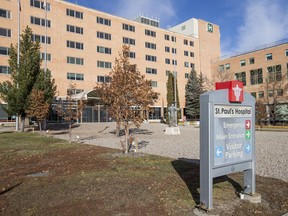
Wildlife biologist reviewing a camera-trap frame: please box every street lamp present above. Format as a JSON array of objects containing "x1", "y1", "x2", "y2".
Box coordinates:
[
  {"x1": 43, "y1": 0, "x2": 47, "y2": 73},
  {"x1": 16, "y1": 0, "x2": 21, "y2": 131}
]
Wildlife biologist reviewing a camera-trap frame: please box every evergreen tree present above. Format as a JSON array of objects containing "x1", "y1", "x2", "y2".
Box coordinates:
[
  {"x1": 166, "y1": 72, "x2": 180, "y2": 122},
  {"x1": 0, "y1": 26, "x2": 42, "y2": 131},
  {"x1": 185, "y1": 69, "x2": 205, "y2": 120}
]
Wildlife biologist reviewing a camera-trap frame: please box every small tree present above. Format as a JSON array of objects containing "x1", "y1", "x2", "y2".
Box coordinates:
[
  {"x1": 56, "y1": 84, "x2": 85, "y2": 143},
  {"x1": 95, "y1": 45, "x2": 159, "y2": 153},
  {"x1": 0, "y1": 26, "x2": 42, "y2": 132},
  {"x1": 261, "y1": 72, "x2": 287, "y2": 125},
  {"x1": 26, "y1": 89, "x2": 50, "y2": 131},
  {"x1": 255, "y1": 99, "x2": 267, "y2": 128},
  {"x1": 185, "y1": 69, "x2": 206, "y2": 120}
]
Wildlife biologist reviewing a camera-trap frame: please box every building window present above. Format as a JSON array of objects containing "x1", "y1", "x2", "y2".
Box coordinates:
[
  {"x1": 0, "y1": 28, "x2": 11, "y2": 37},
  {"x1": 123, "y1": 37, "x2": 135, "y2": 45},
  {"x1": 165, "y1": 58, "x2": 170, "y2": 64},
  {"x1": 0, "y1": 46, "x2": 9, "y2": 55},
  {"x1": 267, "y1": 65, "x2": 282, "y2": 82},
  {"x1": 146, "y1": 68, "x2": 157, "y2": 75},
  {"x1": 66, "y1": 9, "x2": 83, "y2": 19},
  {"x1": 0, "y1": 8, "x2": 11, "y2": 18},
  {"x1": 67, "y1": 56, "x2": 84, "y2": 65},
  {"x1": 250, "y1": 92, "x2": 256, "y2": 98},
  {"x1": 250, "y1": 68, "x2": 263, "y2": 85},
  {"x1": 268, "y1": 90, "x2": 274, "y2": 97},
  {"x1": 67, "y1": 73, "x2": 84, "y2": 81},
  {"x1": 240, "y1": 59, "x2": 246, "y2": 67},
  {"x1": 165, "y1": 46, "x2": 170, "y2": 52},
  {"x1": 185, "y1": 73, "x2": 189, "y2": 78},
  {"x1": 97, "y1": 31, "x2": 111, "y2": 40},
  {"x1": 67, "y1": 88, "x2": 84, "y2": 95},
  {"x1": 286, "y1": 49, "x2": 288, "y2": 57},
  {"x1": 225, "y1": 63, "x2": 230, "y2": 70},
  {"x1": 123, "y1": 23, "x2": 135, "y2": 32},
  {"x1": 184, "y1": 51, "x2": 189, "y2": 56},
  {"x1": 219, "y1": 65, "x2": 224, "y2": 72},
  {"x1": 277, "y1": 89, "x2": 283, "y2": 96},
  {"x1": 0, "y1": 66, "x2": 10, "y2": 74},
  {"x1": 30, "y1": 16, "x2": 51, "y2": 27},
  {"x1": 171, "y1": 36, "x2": 176, "y2": 42},
  {"x1": 40, "y1": 53, "x2": 51, "y2": 61},
  {"x1": 184, "y1": 39, "x2": 188, "y2": 45},
  {"x1": 172, "y1": 60, "x2": 177, "y2": 65},
  {"x1": 266, "y1": 53, "x2": 272, "y2": 61},
  {"x1": 145, "y1": 55, "x2": 157, "y2": 62},
  {"x1": 190, "y1": 41, "x2": 194, "y2": 46},
  {"x1": 97, "y1": 17, "x2": 111, "y2": 26},
  {"x1": 97, "y1": 61, "x2": 112, "y2": 69},
  {"x1": 258, "y1": 91, "x2": 264, "y2": 98},
  {"x1": 97, "y1": 46, "x2": 111, "y2": 54},
  {"x1": 166, "y1": 70, "x2": 171, "y2": 76},
  {"x1": 190, "y1": 63, "x2": 195, "y2": 69},
  {"x1": 67, "y1": 24, "x2": 83, "y2": 35},
  {"x1": 30, "y1": 0, "x2": 51, "y2": 11},
  {"x1": 190, "y1": 52, "x2": 194, "y2": 58},
  {"x1": 67, "y1": 40, "x2": 84, "y2": 50},
  {"x1": 249, "y1": 57, "x2": 255, "y2": 64},
  {"x1": 151, "y1": 81, "x2": 157, "y2": 88},
  {"x1": 145, "y1": 42, "x2": 156, "y2": 50},
  {"x1": 184, "y1": 62, "x2": 189, "y2": 67},
  {"x1": 32, "y1": 34, "x2": 51, "y2": 44},
  {"x1": 164, "y1": 34, "x2": 170, "y2": 41},
  {"x1": 97, "y1": 76, "x2": 111, "y2": 83},
  {"x1": 145, "y1": 29, "x2": 156, "y2": 37},
  {"x1": 127, "y1": 51, "x2": 136, "y2": 59},
  {"x1": 172, "y1": 48, "x2": 177, "y2": 54},
  {"x1": 235, "y1": 72, "x2": 246, "y2": 86}
]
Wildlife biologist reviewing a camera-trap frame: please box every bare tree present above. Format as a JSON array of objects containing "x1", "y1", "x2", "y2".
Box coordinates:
[
  {"x1": 95, "y1": 44, "x2": 159, "y2": 153},
  {"x1": 261, "y1": 71, "x2": 288, "y2": 125},
  {"x1": 55, "y1": 83, "x2": 85, "y2": 143},
  {"x1": 203, "y1": 67, "x2": 234, "y2": 91}
]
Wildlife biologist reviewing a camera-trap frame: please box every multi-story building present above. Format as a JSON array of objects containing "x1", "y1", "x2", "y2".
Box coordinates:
[
  {"x1": 211, "y1": 40, "x2": 288, "y2": 103},
  {"x1": 0, "y1": 0, "x2": 221, "y2": 122}
]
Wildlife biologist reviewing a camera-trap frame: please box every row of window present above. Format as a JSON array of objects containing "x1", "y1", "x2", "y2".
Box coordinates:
[
  {"x1": 68, "y1": 73, "x2": 158, "y2": 87},
  {"x1": 31, "y1": 16, "x2": 51, "y2": 27},
  {"x1": 0, "y1": 27, "x2": 11, "y2": 37},
  {"x1": 221, "y1": 51, "x2": 288, "y2": 70},
  {"x1": 251, "y1": 89, "x2": 284, "y2": 99},
  {"x1": 30, "y1": 0, "x2": 51, "y2": 11},
  {"x1": 32, "y1": 34, "x2": 51, "y2": 44},
  {"x1": 234, "y1": 64, "x2": 288, "y2": 86},
  {"x1": 67, "y1": 24, "x2": 83, "y2": 35}
]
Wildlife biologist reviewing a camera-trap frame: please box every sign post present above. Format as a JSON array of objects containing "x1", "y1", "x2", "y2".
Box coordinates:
[{"x1": 199, "y1": 80, "x2": 260, "y2": 210}]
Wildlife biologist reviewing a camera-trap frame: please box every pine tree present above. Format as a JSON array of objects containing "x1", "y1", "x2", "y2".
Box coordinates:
[
  {"x1": 166, "y1": 72, "x2": 180, "y2": 122},
  {"x1": 0, "y1": 26, "x2": 42, "y2": 132},
  {"x1": 185, "y1": 69, "x2": 205, "y2": 120}
]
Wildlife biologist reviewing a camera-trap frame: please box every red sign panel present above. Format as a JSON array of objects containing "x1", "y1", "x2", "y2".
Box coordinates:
[
  {"x1": 216, "y1": 80, "x2": 244, "y2": 103},
  {"x1": 245, "y1": 120, "x2": 251, "y2": 129}
]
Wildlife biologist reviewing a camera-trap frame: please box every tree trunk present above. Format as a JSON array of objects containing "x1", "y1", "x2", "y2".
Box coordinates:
[
  {"x1": 116, "y1": 121, "x2": 121, "y2": 137},
  {"x1": 69, "y1": 122, "x2": 72, "y2": 143},
  {"x1": 38, "y1": 121, "x2": 42, "y2": 131},
  {"x1": 20, "y1": 116, "x2": 25, "y2": 132},
  {"x1": 124, "y1": 123, "x2": 129, "y2": 153}
]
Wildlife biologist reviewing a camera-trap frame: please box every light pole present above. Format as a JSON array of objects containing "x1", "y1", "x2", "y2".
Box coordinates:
[
  {"x1": 43, "y1": 0, "x2": 47, "y2": 73},
  {"x1": 16, "y1": 0, "x2": 20, "y2": 131}
]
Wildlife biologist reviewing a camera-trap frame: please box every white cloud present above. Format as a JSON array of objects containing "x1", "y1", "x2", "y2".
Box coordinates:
[
  {"x1": 235, "y1": 0, "x2": 288, "y2": 52},
  {"x1": 111, "y1": 0, "x2": 176, "y2": 28}
]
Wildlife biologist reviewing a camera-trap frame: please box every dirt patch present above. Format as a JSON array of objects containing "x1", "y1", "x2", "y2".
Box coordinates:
[{"x1": 0, "y1": 133, "x2": 288, "y2": 216}]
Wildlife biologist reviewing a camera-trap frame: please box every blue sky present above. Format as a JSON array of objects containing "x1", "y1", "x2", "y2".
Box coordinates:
[{"x1": 73, "y1": 0, "x2": 288, "y2": 56}]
